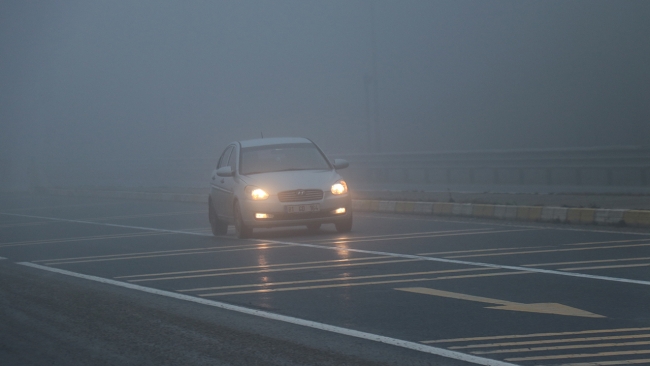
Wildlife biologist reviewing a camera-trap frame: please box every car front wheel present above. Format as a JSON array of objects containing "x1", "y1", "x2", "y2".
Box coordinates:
[
  {"x1": 208, "y1": 197, "x2": 228, "y2": 236},
  {"x1": 334, "y1": 213, "x2": 353, "y2": 233},
  {"x1": 234, "y1": 201, "x2": 253, "y2": 239}
]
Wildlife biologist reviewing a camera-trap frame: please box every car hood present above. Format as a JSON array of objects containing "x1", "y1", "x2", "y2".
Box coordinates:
[{"x1": 240, "y1": 169, "x2": 341, "y2": 194}]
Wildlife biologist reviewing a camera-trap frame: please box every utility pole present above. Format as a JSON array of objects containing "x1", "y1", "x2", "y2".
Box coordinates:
[
  {"x1": 370, "y1": 1, "x2": 381, "y2": 153},
  {"x1": 364, "y1": 73, "x2": 373, "y2": 153}
]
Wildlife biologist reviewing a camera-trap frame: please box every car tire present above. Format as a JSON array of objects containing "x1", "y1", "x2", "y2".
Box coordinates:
[
  {"x1": 208, "y1": 197, "x2": 228, "y2": 236},
  {"x1": 306, "y1": 223, "x2": 321, "y2": 232},
  {"x1": 234, "y1": 201, "x2": 253, "y2": 239},
  {"x1": 334, "y1": 213, "x2": 353, "y2": 233}
]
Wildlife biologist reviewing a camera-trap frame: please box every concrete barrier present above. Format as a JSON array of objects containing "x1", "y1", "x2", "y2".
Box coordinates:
[{"x1": 352, "y1": 200, "x2": 649, "y2": 228}]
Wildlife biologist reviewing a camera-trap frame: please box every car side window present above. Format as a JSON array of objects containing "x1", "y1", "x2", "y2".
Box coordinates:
[
  {"x1": 217, "y1": 146, "x2": 233, "y2": 169},
  {"x1": 227, "y1": 147, "x2": 237, "y2": 170}
]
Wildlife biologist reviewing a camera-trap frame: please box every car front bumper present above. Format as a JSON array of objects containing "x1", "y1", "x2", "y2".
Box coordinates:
[{"x1": 239, "y1": 193, "x2": 351, "y2": 228}]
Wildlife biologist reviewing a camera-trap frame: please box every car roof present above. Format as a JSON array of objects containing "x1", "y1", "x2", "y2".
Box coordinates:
[{"x1": 237, "y1": 137, "x2": 313, "y2": 148}]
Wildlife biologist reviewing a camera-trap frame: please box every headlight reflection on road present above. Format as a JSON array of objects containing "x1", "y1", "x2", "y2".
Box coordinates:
[{"x1": 334, "y1": 240, "x2": 350, "y2": 260}]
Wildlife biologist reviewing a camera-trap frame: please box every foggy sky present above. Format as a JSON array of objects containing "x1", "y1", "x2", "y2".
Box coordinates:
[{"x1": 2, "y1": 0, "x2": 649, "y2": 164}]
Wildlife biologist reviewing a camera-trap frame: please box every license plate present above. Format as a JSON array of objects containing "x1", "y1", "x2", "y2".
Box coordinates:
[{"x1": 285, "y1": 204, "x2": 320, "y2": 213}]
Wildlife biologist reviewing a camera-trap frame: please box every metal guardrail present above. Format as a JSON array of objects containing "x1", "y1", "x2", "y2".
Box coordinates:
[
  {"x1": 330, "y1": 146, "x2": 650, "y2": 187},
  {"x1": 16, "y1": 146, "x2": 650, "y2": 190}
]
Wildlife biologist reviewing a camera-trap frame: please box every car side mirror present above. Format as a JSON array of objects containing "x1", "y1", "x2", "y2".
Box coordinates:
[
  {"x1": 216, "y1": 166, "x2": 234, "y2": 177},
  {"x1": 333, "y1": 159, "x2": 349, "y2": 170}
]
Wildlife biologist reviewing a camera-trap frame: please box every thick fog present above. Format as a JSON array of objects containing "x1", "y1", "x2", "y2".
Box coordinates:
[{"x1": 1, "y1": 1, "x2": 649, "y2": 187}]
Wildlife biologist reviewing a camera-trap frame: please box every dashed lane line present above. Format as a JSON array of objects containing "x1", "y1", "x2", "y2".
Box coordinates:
[
  {"x1": 116, "y1": 255, "x2": 394, "y2": 279},
  {"x1": 523, "y1": 256, "x2": 650, "y2": 267},
  {"x1": 506, "y1": 349, "x2": 650, "y2": 362},
  {"x1": 305, "y1": 228, "x2": 494, "y2": 243},
  {"x1": 473, "y1": 340, "x2": 650, "y2": 355},
  {"x1": 87, "y1": 210, "x2": 204, "y2": 221},
  {"x1": 0, "y1": 212, "x2": 213, "y2": 237},
  {"x1": 261, "y1": 238, "x2": 650, "y2": 287},
  {"x1": 198, "y1": 272, "x2": 528, "y2": 297},
  {"x1": 178, "y1": 267, "x2": 496, "y2": 293},
  {"x1": 128, "y1": 258, "x2": 422, "y2": 283},
  {"x1": 559, "y1": 263, "x2": 650, "y2": 271},
  {"x1": 0, "y1": 231, "x2": 172, "y2": 248},
  {"x1": 423, "y1": 328, "x2": 650, "y2": 344},
  {"x1": 32, "y1": 242, "x2": 274, "y2": 263},
  {"x1": 560, "y1": 358, "x2": 650, "y2": 365},
  {"x1": 299, "y1": 228, "x2": 532, "y2": 245},
  {"x1": 17, "y1": 262, "x2": 517, "y2": 366},
  {"x1": 38, "y1": 244, "x2": 291, "y2": 266},
  {"x1": 449, "y1": 333, "x2": 650, "y2": 349},
  {"x1": 436, "y1": 243, "x2": 650, "y2": 259}
]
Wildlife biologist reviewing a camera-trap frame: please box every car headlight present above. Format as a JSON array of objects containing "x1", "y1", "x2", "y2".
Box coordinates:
[
  {"x1": 245, "y1": 186, "x2": 269, "y2": 200},
  {"x1": 331, "y1": 180, "x2": 348, "y2": 195}
]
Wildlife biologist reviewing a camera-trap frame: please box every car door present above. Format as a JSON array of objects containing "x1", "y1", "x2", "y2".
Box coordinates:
[{"x1": 211, "y1": 145, "x2": 234, "y2": 219}]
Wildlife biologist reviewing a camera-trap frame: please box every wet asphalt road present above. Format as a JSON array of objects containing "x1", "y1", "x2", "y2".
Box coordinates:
[{"x1": 1, "y1": 193, "x2": 649, "y2": 366}]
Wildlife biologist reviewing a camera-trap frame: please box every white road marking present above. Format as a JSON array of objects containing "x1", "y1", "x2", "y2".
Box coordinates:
[
  {"x1": 18, "y1": 262, "x2": 516, "y2": 366},
  {"x1": 0, "y1": 212, "x2": 212, "y2": 237},
  {"x1": 3, "y1": 211, "x2": 650, "y2": 287},
  {"x1": 261, "y1": 238, "x2": 650, "y2": 287},
  {"x1": 0, "y1": 257, "x2": 6, "y2": 260},
  {"x1": 363, "y1": 213, "x2": 650, "y2": 236}
]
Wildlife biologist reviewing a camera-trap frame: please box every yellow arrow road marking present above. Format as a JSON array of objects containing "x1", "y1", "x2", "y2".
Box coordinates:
[{"x1": 396, "y1": 287, "x2": 604, "y2": 318}]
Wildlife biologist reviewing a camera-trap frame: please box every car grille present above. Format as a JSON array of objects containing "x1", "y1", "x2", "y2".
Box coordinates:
[{"x1": 278, "y1": 189, "x2": 323, "y2": 202}]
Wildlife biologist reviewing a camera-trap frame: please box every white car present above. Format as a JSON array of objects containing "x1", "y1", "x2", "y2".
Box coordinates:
[{"x1": 208, "y1": 137, "x2": 352, "y2": 238}]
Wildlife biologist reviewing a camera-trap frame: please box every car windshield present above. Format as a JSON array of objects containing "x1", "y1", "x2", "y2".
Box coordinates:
[{"x1": 240, "y1": 143, "x2": 331, "y2": 175}]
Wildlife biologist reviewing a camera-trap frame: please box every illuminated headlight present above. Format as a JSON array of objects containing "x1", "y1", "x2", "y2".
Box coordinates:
[
  {"x1": 255, "y1": 213, "x2": 273, "y2": 219},
  {"x1": 333, "y1": 208, "x2": 346, "y2": 214},
  {"x1": 330, "y1": 180, "x2": 348, "y2": 195},
  {"x1": 245, "y1": 186, "x2": 269, "y2": 200}
]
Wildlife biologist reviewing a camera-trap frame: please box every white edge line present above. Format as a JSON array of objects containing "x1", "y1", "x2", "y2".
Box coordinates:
[
  {"x1": 17, "y1": 262, "x2": 516, "y2": 366},
  {"x1": 0, "y1": 212, "x2": 211, "y2": 237}
]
